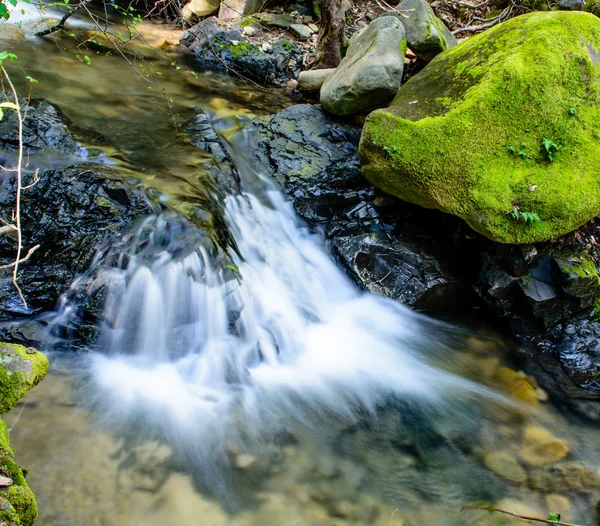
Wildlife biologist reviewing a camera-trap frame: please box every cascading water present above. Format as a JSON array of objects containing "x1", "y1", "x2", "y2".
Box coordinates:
[{"x1": 62, "y1": 120, "x2": 494, "y2": 484}]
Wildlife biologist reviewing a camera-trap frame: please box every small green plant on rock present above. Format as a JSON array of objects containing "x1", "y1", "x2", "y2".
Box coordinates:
[
  {"x1": 509, "y1": 208, "x2": 541, "y2": 224},
  {"x1": 542, "y1": 137, "x2": 559, "y2": 162},
  {"x1": 382, "y1": 145, "x2": 398, "y2": 157}
]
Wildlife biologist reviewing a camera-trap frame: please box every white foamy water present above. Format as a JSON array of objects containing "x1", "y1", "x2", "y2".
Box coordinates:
[{"x1": 70, "y1": 127, "x2": 489, "y2": 473}]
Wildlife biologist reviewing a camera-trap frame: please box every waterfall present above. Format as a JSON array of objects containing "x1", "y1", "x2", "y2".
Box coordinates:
[{"x1": 69, "y1": 120, "x2": 490, "y2": 478}]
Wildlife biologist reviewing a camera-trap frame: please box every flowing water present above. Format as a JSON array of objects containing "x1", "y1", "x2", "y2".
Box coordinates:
[{"x1": 2, "y1": 9, "x2": 600, "y2": 526}]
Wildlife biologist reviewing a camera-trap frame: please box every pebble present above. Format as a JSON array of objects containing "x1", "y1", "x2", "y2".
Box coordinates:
[
  {"x1": 234, "y1": 454, "x2": 256, "y2": 470},
  {"x1": 261, "y1": 42, "x2": 273, "y2": 53},
  {"x1": 483, "y1": 450, "x2": 527, "y2": 484},
  {"x1": 242, "y1": 25, "x2": 257, "y2": 36},
  {"x1": 286, "y1": 79, "x2": 299, "y2": 90},
  {"x1": 523, "y1": 426, "x2": 554, "y2": 443},
  {"x1": 545, "y1": 494, "x2": 573, "y2": 522},
  {"x1": 0, "y1": 475, "x2": 13, "y2": 488},
  {"x1": 520, "y1": 437, "x2": 570, "y2": 466}
]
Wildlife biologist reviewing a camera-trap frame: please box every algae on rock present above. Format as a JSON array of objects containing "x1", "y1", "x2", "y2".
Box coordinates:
[
  {"x1": 0, "y1": 343, "x2": 48, "y2": 525},
  {"x1": 359, "y1": 11, "x2": 600, "y2": 244}
]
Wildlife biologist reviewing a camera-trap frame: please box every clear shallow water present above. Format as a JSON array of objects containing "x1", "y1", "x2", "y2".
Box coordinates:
[{"x1": 2, "y1": 11, "x2": 600, "y2": 526}]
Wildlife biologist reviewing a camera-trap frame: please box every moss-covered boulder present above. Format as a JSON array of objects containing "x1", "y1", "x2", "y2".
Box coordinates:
[
  {"x1": 0, "y1": 343, "x2": 47, "y2": 526},
  {"x1": 359, "y1": 11, "x2": 600, "y2": 244},
  {"x1": 0, "y1": 344, "x2": 48, "y2": 414}
]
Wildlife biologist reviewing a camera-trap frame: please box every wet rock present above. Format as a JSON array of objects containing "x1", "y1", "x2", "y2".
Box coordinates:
[
  {"x1": 494, "y1": 367, "x2": 539, "y2": 406},
  {"x1": 392, "y1": 0, "x2": 456, "y2": 62},
  {"x1": 522, "y1": 426, "x2": 554, "y2": 443},
  {"x1": 180, "y1": 19, "x2": 302, "y2": 85},
  {"x1": 0, "y1": 100, "x2": 78, "y2": 155},
  {"x1": 529, "y1": 461, "x2": 600, "y2": 493},
  {"x1": 520, "y1": 437, "x2": 570, "y2": 467},
  {"x1": 0, "y1": 475, "x2": 13, "y2": 488},
  {"x1": 545, "y1": 494, "x2": 573, "y2": 522},
  {"x1": 234, "y1": 454, "x2": 256, "y2": 470},
  {"x1": 519, "y1": 278, "x2": 561, "y2": 329},
  {"x1": 0, "y1": 25, "x2": 25, "y2": 43},
  {"x1": 321, "y1": 17, "x2": 406, "y2": 116},
  {"x1": 244, "y1": 104, "x2": 470, "y2": 312},
  {"x1": 483, "y1": 450, "x2": 527, "y2": 484},
  {"x1": 332, "y1": 233, "x2": 465, "y2": 311}
]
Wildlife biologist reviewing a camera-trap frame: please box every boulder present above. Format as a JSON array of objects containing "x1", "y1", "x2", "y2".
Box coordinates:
[
  {"x1": 182, "y1": 0, "x2": 220, "y2": 21},
  {"x1": 359, "y1": 12, "x2": 600, "y2": 244},
  {"x1": 289, "y1": 23, "x2": 313, "y2": 40},
  {"x1": 392, "y1": 0, "x2": 456, "y2": 62},
  {"x1": 520, "y1": 437, "x2": 570, "y2": 466},
  {"x1": 257, "y1": 12, "x2": 295, "y2": 28},
  {"x1": 321, "y1": 17, "x2": 406, "y2": 116},
  {"x1": 218, "y1": 0, "x2": 262, "y2": 18}
]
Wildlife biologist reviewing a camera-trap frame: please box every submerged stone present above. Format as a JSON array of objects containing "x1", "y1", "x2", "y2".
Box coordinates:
[{"x1": 359, "y1": 12, "x2": 600, "y2": 244}]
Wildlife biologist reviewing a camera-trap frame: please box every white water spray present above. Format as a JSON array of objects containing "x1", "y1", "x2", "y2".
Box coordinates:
[{"x1": 77, "y1": 124, "x2": 487, "y2": 472}]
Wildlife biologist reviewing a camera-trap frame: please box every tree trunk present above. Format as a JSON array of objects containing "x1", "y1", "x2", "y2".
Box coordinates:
[{"x1": 315, "y1": 0, "x2": 346, "y2": 68}]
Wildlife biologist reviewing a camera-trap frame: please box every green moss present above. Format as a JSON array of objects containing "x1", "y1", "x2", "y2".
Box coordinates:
[
  {"x1": 0, "y1": 343, "x2": 49, "y2": 414},
  {"x1": 281, "y1": 39, "x2": 293, "y2": 51},
  {"x1": 359, "y1": 12, "x2": 600, "y2": 244},
  {"x1": 240, "y1": 16, "x2": 259, "y2": 27},
  {"x1": 587, "y1": 0, "x2": 600, "y2": 17},
  {"x1": 400, "y1": 39, "x2": 408, "y2": 55},
  {"x1": 0, "y1": 421, "x2": 38, "y2": 526}
]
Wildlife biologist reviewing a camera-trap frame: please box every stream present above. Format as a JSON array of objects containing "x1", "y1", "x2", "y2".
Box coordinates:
[{"x1": 2, "y1": 9, "x2": 600, "y2": 526}]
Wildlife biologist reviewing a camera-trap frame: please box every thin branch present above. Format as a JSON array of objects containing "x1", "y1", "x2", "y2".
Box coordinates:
[
  {"x1": 34, "y1": 0, "x2": 95, "y2": 37},
  {"x1": 0, "y1": 244, "x2": 40, "y2": 270},
  {"x1": 461, "y1": 506, "x2": 586, "y2": 526},
  {"x1": 2, "y1": 68, "x2": 32, "y2": 308}
]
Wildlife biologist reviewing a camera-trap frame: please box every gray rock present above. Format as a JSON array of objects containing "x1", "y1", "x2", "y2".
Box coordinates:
[
  {"x1": 257, "y1": 12, "x2": 295, "y2": 28},
  {"x1": 289, "y1": 23, "x2": 313, "y2": 40},
  {"x1": 519, "y1": 278, "x2": 562, "y2": 329},
  {"x1": 320, "y1": 17, "x2": 406, "y2": 116},
  {"x1": 393, "y1": 0, "x2": 456, "y2": 62},
  {"x1": 298, "y1": 69, "x2": 335, "y2": 91},
  {"x1": 218, "y1": 0, "x2": 261, "y2": 18},
  {"x1": 559, "y1": 0, "x2": 585, "y2": 9}
]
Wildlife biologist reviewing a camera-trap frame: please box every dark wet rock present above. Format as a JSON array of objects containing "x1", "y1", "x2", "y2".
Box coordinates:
[
  {"x1": 0, "y1": 167, "x2": 156, "y2": 319},
  {"x1": 180, "y1": 17, "x2": 303, "y2": 86},
  {"x1": 245, "y1": 104, "x2": 472, "y2": 311},
  {"x1": 0, "y1": 100, "x2": 79, "y2": 155}
]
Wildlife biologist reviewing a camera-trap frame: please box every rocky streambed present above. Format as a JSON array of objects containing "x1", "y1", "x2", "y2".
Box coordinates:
[{"x1": 1, "y1": 5, "x2": 600, "y2": 526}]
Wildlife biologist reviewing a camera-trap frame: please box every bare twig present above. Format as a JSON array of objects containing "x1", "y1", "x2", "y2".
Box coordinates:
[
  {"x1": 0, "y1": 245, "x2": 40, "y2": 270},
  {"x1": 390, "y1": 509, "x2": 399, "y2": 526},
  {"x1": 34, "y1": 0, "x2": 95, "y2": 37},
  {"x1": 461, "y1": 505, "x2": 587, "y2": 526},
  {"x1": 1, "y1": 67, "x2": 36, "y2": 308}
]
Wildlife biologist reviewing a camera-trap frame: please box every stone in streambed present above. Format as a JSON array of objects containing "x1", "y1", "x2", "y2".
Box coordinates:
[
  {"x1": 483, "y1": 450, "x2": 527, "y2": 484},
  {"x1": 298, "y1": 69, "x2": 335, "y2": 91},
  {"x1": 218, "y1": 0, "x2": 261, "y2": 18},
  {"x1": 520, "y1": 437, "x2": 570, "y2": 466},
  {"x1": 320, "y1": 16, "x2": 406, "y2": 116}
]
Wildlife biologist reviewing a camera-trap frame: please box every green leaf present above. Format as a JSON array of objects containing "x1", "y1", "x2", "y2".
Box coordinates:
[
  {"x1": 0, "y1": 4, "x2": 10, "y2": 20},
  {"x1": 7, "y1": 0, "x2": 18, "y2": 7},
  {"x1": 25, "y1": 75, "x2": 38, "y2": 84},
  {"x1": 227, "y1": 264, "x2": 239, "y2": 273},
  {"x1": 0, "y1": 108, "x2": 3, "y2": 121}
]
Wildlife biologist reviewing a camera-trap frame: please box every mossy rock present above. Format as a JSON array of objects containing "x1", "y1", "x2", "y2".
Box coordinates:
[
  {"x1": 359, "y1": 11, "x2": 600, "y2": 244},
  {"x1": 0, "y1": 343, "x2": 48, "y2": 414},
  {"x1": 0, "y1": 420, "x2": 38, "y2": 526}
]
